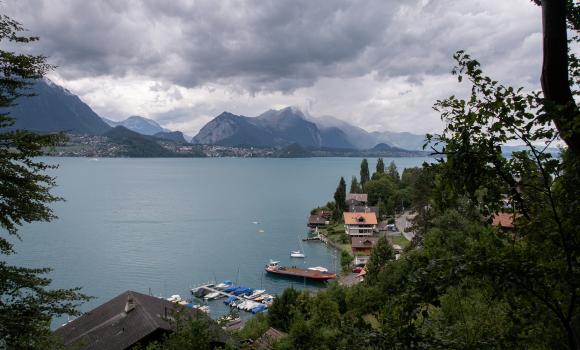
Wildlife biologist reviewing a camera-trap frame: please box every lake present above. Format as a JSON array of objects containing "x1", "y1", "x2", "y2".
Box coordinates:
[{"x1": 7, "y1": 156, "x2": 432, "y2": 326}]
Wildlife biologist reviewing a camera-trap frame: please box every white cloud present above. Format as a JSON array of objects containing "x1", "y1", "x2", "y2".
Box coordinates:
[{"x1": 2, "y1": 0, "x2": 546, "y2": 136}]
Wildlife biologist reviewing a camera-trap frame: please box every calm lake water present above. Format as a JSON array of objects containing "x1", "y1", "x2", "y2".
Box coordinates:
[{"x1": 7, "y1": 157, "x2": 431, "y2": 327}]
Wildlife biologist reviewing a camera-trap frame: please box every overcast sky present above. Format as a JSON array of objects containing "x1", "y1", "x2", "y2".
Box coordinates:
[{"x1": 2, "y1": 0, "x2": 544, "y2": 136}]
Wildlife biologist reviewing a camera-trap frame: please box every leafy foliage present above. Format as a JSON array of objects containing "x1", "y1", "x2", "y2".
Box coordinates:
[
  {"x1": 255, "y1": 48, "x2": 580, "y2": 349},
  {"x1": 333, "y1": 177, "x2": 347, "y2": 219},
  {"x1": 365, "y1": 236, "x2": 395, "y2": 285},
  {"x1": 375, "y1": 158, "x2": 385, "y2": 175},
  {"x1": 360, "y1": 158, "x2": 370, "y2": 187},
  {"x1": 0, "y1": 15, "x2": 89, "y2": 349},
  {"x1": 350, "y1": 176, "x2": 362, "y2": 194}
]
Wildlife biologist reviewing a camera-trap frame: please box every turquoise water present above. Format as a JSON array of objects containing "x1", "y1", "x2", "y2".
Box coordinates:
[{"x1": 7, "y1": 157, "x2": 431, "y2": 326}]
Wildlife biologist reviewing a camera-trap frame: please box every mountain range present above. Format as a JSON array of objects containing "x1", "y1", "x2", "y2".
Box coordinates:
[
  {"x1": 5, "y1": 79, "x2": 428, "y2": 152},
  {"x1": 102, "y1": 115, "x2": 171, "y2": 135},
  {"x1": 192, "y1": 107, "x2": 428, "y2": 151},
  {"x1": 6, "y1": 79, "x2": 111, "y2": 135}
]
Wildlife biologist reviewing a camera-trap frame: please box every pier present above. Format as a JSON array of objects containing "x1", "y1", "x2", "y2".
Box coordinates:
[
  {"x1": 302, "y1": 233, "x2": 341, "y2": 250},
  {"x1": 191, "y1": 283, "x2": 272, "y2": 314}
]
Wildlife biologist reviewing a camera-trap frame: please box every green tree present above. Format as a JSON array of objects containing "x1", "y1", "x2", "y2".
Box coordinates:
[
  {"x1": 365, "y1": 236, "x2": 395, "y2": 284},
  {"x1": 375, "y1": 158, "x2": 385, "y2": 175},
  {"x1": 236, "y1": 313, "x2": 269, "y2": 341},
  {"x1": 0, "y1": 15, "x2": 89, "y2": 348},
  {"x1": 349, "y1": 176, "x2": 361, "y2": 194},
  {"x1": 333, "y1": 177, "x2": 347, "y2": 219},
  {"x1": 145, "y1": 320, "x2": 213, "y2": 350},
  {"x1": 340, "y1": 250, "x2": 353, "y2": 273},
  {"x1": 430, "y1": 51, "x2": 580, "y2": 349},
  {"x1": 360, "y1": 158, "x2": 370, "y2": 187},
  {"x1": 386, "y1": 161, "x2": 399, "y2": 183},
  {"x1": 364, "y1": 176, "x2": 396, "y2": 207},
  {"x1": 269, "y1": 288, "x2": 300, "y2": 332}
]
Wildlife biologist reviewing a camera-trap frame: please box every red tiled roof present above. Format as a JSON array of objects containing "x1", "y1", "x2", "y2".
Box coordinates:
[
  {"x1": 343, "y1": 212, "x2": 378, "y2": 225},
  {"x1": 492, "y1": 212, "x2": 521, "y2": 228}
]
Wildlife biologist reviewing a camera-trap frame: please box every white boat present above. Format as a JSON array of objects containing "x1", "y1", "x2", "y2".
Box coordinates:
[
  {"x1": 215, "y1": 280, "x2": 233, "y2": 290},
  {"x1": 290, "y1": 237, "x2": 306, "y2": 258},
  {"x1": 308, "y1": 266, "x2": 329, "y2": 272},
  {"x1": 258, "y1": 229, "x2": 265, "y2": 233},
  {"x1": 290, "y1": 250, "x2": 305, "y2": 258},
  {"x1": 253, "y1": 293, "x2": 273, "y2": 302},
  {"x1": 204, "y1": 291, "x2": 222, "y2": 300},
  {"x1": 236, "y1": 300, "x2": 249, "y2": 310},
  {"x1": 252, "y1": 221, "x2": 259, "y2": 224},
  {"x1": 166, "y1": 294, "x2": 182, "y2": 303},
  {"x1": 198, "y1": 305, "x2": 210, "y2": 313},
  {"x1": 239, "y1": 300, "x2": 260, "y2": 311},
  {"x1": 245, "y1": 289, "x2": 266, "y2": 300}
]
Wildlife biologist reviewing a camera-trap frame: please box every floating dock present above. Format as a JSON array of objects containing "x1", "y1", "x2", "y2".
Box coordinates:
[{"x1": 191, "y1": 283, "x2": 272, "y2": 314}]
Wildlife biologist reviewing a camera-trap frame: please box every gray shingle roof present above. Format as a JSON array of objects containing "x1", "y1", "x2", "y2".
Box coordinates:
[
  {"x1": 55, "y1": 291, "x2": 210, "y2": 350},
  {"x1": 346, "y1": 193, "x2": 368, "y2": 203}
]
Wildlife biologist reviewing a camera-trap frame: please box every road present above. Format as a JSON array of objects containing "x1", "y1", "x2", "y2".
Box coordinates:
[{"x1": 395, "y1": 211, "x2": 416, "y2": 241}]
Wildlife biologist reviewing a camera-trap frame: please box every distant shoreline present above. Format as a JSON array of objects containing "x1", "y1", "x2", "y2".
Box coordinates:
[{"x1": 43, "y1": 154, "x2": 434, "y2": 159}]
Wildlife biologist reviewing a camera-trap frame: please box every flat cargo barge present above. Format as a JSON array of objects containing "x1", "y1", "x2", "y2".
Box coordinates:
[{"x1": 264, "y1": 261, "x2": 337, "y2": 281}]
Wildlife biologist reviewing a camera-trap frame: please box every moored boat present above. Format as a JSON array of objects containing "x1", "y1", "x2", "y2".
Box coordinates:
[
  {"x1": 264, "y1": 260, "x2": 336, "y2": 281},
  {"x1": 215, "y1": 280, "x2": 233, "y2": 290},
  {"x1": 245, "y1": 289, "x2": 266, "y2": 300},
  {"x1": 290, "y1": 237, "x2": 306, "y2": 258},
  {"x1": 204, "y1": 291, "x2": 223, "y2": 300},
  {"x1": 290, "y1": 250, "x2": 305, "y2": 258}
]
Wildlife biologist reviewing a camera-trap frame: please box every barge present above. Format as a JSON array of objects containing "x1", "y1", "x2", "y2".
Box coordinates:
[{"x1": 264, "y1": 260, "x2": 337, "y2": 281}]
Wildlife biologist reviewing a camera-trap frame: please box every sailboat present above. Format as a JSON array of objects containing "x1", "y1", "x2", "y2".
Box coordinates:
[{"x1": 290, "y1": 237, "x2": 306, "y2": 258}]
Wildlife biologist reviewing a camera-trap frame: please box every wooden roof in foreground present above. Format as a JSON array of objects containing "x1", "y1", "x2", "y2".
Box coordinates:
[{"x1": 55, "y1": 290, "x2": 213, "y2": 350}]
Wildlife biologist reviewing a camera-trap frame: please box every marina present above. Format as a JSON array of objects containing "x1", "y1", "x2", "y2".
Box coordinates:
[{"x1": 191, "y1": 280, "x2": 274, "y2": 315}]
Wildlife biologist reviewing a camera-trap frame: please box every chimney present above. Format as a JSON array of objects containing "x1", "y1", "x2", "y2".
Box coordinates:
[{"x1": 125, "y1": 293, "x2": 136, "y2": 313}]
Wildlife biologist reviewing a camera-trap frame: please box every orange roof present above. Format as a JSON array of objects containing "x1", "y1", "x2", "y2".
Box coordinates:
[
  {"x1": 492, "y1": 212, "x2": 521, "y2": 228},
  {"x1": 343, "y1": 212, "x2": 377, "y2": 225}
]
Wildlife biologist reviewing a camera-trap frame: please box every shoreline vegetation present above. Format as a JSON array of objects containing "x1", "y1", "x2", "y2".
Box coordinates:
[{"x1": 45, "y1": 132, "x2": 429, "y2": 158}]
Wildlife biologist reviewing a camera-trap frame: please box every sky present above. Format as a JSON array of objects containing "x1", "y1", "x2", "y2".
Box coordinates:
[{"x1": 1, "y1": 0, "x2": 544, "y2": 136}]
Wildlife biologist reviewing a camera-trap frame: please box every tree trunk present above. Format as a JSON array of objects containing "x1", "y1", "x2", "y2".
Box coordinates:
[{"x1": 541, "y1": 0, "x2": 580, "y2": 155}]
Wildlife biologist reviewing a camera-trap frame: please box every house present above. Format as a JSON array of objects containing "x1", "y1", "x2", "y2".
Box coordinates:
[
  {"x1": 308, "y1": 215, "x2": 329, "y2": 228},
  {"x1": 343, "y1": 212, "x2": 378, "y2": 237},
  {"x1": 55, "y1": 290, "x2": 226, "y2": 350},
  {"x1": 492, "y1": 212, "x2": 521, "y2": 231},
  {"x1": 318, "y1": 210, "x2": 333, "y2": 220},
  {"x1": 345, "y1": 193, "x2": 368, "y2": 206},
  {"x1": 351, "y1": 237, "x2": 379, "y2": 256},
  {"x1": 349, "y1": 205, "x2": 379, "y2": 218},
  {"x1": 351, "y1": 237, "x2": 379, "y2": 266}
]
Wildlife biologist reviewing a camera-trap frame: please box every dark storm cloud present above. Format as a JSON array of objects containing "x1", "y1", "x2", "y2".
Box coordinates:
[{"x1": 0, "y1": 0, "x2": 542, "y2": 93}]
